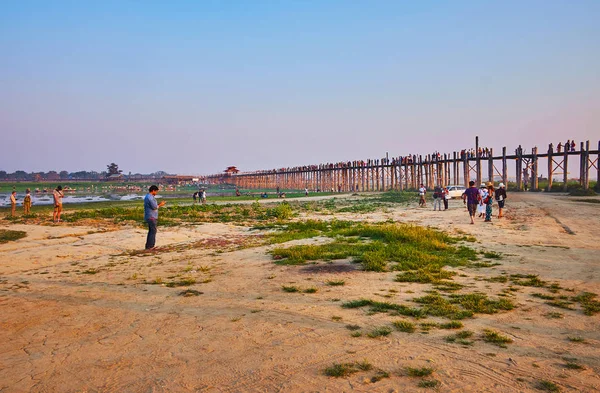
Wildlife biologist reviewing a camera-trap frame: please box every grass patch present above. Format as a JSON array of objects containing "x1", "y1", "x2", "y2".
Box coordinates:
[
  {"x1": 510, "y1": 274, "x2": 547, "y2": 287},
  {"x1": 418, "y1": 380, "x2": 440, "y2": 388},
  {"x1": 303, "y1": 287, "x2": 318, "y2": 293},
  {"x1": 433, "y1": 281, "x2": 464, "y2": 292},
  {"x1": 485, "y1": 275, "x2": 509, "y2": 283},
  {"x1": 563, "y1": 362, "x2": 584, "y2": 370},
  {"x1": 449, "y1": 293, "x2": 515, "y2": 314},
  {"x1": 469, "y1": 261, "x2": 502, "y2": 268},
  {"x1": 406, "y1": 366, "x2": 434, "y2": 377},
  {"x1": 445, "y1": 330, "x2": 474, "y2": 345},
  {"x1": 0, "y1": 229, "x2": 27, "y2": 243},
  {"x1": 323, "y1": 360, "x2": 372, "y2": 377},
  {"x1": 572, "y1": 292, "x2": 600, "y2": 315},
  {"x1": 326, "y1": 280, "x2": 346, "y2": 286},
  {"x1": 395, "y1": 268, "x2": 455, "y2": 284},
  {"x1": 370, "y1": 369, "x2": 390, "y2": 383},
  {"x1": 392, "y1": 320, "x2": 416, "y2": 333},
  {"x1": 482, "y1": 329, "x2": 513, "y2": 348},
  {"x1": 343, "y1": 292, "x2": 512, "y2": 320},
  {"x1": 482, "y1": 251, "x2": 502, "y2": 259},
  {"x1": 81, "y1": 268, "x2": 99, "y2": 275},
  {"x1": 545, "y1": 312, "x2": 563, "y2": 319},
  {"x1": 178, "y1": 289, "x2": 203, "y2": 297},
  {"x1": 567, "y1": 336, "x2": 585, "y2": 343},
  {"x1": 270, "y1": 221, "x2": 477, "y2": 272},
  {"x1": 440, "y1": 320, "x2": 463, "y2": 329},
  {"x1": 545, "y1": 300, "x2": 574, "y2": 310},
  {"x1": 532, "y1": 293, "x2": 556, "y2": 300},
  {"x1": 165, "y1": 277, "x2": 196, "y2": 287},
  {"x1": 535, "y1": 380, "x2": 560, "y2": 392},
  {"x1": 342, "y1": 299, "x2": 425, "y2": 318},
  {"x1": 367, "y1": 326, "x2": 393, "y2": 338},
  {"x1": 282, "y1": 285, "x2": 300, "y2": 293},
  {"x1": 345, "y1": 324, "x2": 361, "y2": 331}
]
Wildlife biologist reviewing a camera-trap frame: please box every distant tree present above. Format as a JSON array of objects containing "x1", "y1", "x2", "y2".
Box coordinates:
[
  {"x1": 46, "y1": 171, "x2": 60, "y2": 181},
  {"x1": 59, "y1": 170, "x2": 69, "y2": 180},
  {"x1": 106, "y1": 163, "x2": 122, "y2": 177},
  {"x1": 0, "y1": 170, "x2": 7, "y2": 179},
  {"x1": 14, "y1": 170, "x2": 30, "y2": 180}
]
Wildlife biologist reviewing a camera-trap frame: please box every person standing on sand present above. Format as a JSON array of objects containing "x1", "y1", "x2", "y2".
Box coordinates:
[
  {"x1": 10, "y1": 191, "x2": 17, "y2": 217},
  {"x1": 418, "y1": 184, "x2": 427, "y2": 207},
  {"x1": 144, "y1": 185, "x2": 166, "y2": 250},
  {"x1": 495, "y1": 183, "x2": 507, "y2": 218},
  {"x1": 193, "y1": 192, "x2": 198, "y2": 203},
  {"x1": 443, "y1": 187, "x2": 450, "y2": 210},
  {"x1": 484, "y1": 183, "x2": 495, "y2": 222},
  {"x1": 305, "y1": 187, "x2": 309, "y2": 197},
  {"x1": 462, "y1": 181, "x2": 480, "y2": 225},
  {"x1": 432, "y1": 186, "x2": 443, "y2": 211},
  {"x1": 23, "y1": 189, "x2": 32, "y2": 215},
  {"x1": 53, "y1": 186, "x2": 64, "y2": 223},
  {"x1": 201, "y1": 189, "x2": 207, "y2": 204}
]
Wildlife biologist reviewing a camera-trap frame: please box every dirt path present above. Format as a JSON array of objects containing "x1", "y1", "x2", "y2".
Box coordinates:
[{"x1": 1, "y1": 193, "x2": 599, "y2": 392}]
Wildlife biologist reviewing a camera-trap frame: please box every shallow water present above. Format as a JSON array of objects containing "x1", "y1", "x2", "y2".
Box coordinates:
[{"x1": 0, "y1": 193, "x2": 145, "y2": 207}]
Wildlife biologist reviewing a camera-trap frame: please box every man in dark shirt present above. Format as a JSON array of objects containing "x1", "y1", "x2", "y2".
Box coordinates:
[
  {"x1": 495, "y1": 183, "x2": 507, "y2": 218},
  {"x1": 462, "y1": 181, "x2": 481, "y2": 224}
]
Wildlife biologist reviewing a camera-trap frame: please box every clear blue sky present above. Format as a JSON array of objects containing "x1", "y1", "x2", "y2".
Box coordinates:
[{"x1": 1, "y1": 1, "x2": 599, "y2": 174}]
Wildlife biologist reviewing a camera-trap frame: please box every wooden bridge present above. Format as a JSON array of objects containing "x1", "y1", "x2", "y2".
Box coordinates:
[{"x1": 202, "y1": 137, "x2": 599, "y2": 192}]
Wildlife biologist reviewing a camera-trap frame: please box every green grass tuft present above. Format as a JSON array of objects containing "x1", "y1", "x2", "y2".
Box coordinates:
[
  {"x1": 0, "y1": 229, "x2": 27, "y2": 243},
  {"x1": 367, "y1": 326, "x2": 393, "y2": 338},
  {"x1": 535, "y1": 380, "x2": 560, "y2": 392},
  {"x1": 406, "y1": 366, "x2": 434, "y2": 377},
  {"x1": 393, "y1": 320, "x2": 416, "y2": 333},
  {"x1": 482, "y1": 329, "x2": 513, "y2": 348},
  {"x1": 418, "y1": 380, "x2": 440, "y2": 388}
]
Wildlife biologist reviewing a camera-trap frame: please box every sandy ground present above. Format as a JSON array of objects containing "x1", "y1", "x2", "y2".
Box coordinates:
[{"x1": 1, "y1": 193, "x2": 599, "y2": 392}]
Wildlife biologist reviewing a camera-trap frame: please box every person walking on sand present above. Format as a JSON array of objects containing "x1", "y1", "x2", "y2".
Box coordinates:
[
  {"x1": 144, "y1": 185, "x2": 167, "y2": 250},
  {"x1": 53, "y1": 186, "x2": 64, "y2": 222},
  {"x1": 10, "y1": 191, "x2": 17, "y2": 217},
  {"x1": 23, "y1": 189, "x2": 32, "y2": 215},
  {"x1": 484, "y1": 182, "x2": 495, "y2": 222},
  {"x1": 418, "y1": 184, "x2": 427, "y2": 207},
  {"x1": 495, "y1": 183, "x2": 507, "y2": 218},
  {"x1": 462, "y1": 181, "x2": 480, "y2": 225},
  {"x1": 477, "y1": 184, "x2": 487, "y2": 218},
  {"x1": 200, "y1": 189, "x2": 207, "y2": 204}
]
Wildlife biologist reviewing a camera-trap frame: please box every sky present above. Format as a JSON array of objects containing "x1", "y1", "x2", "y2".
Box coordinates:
[{"x1": 1, "y1": 0, "x2": 599, "y2": 175}]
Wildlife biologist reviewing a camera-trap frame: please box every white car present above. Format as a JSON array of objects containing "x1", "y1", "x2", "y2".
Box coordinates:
[{"x1": 446, "y1": 185, "x2": 467, "y2": 199}]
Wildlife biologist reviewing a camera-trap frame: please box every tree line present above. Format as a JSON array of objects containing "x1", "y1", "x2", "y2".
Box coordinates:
[{"x1": 0, "y1": 163, "x2": 172, "y2": 181}]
